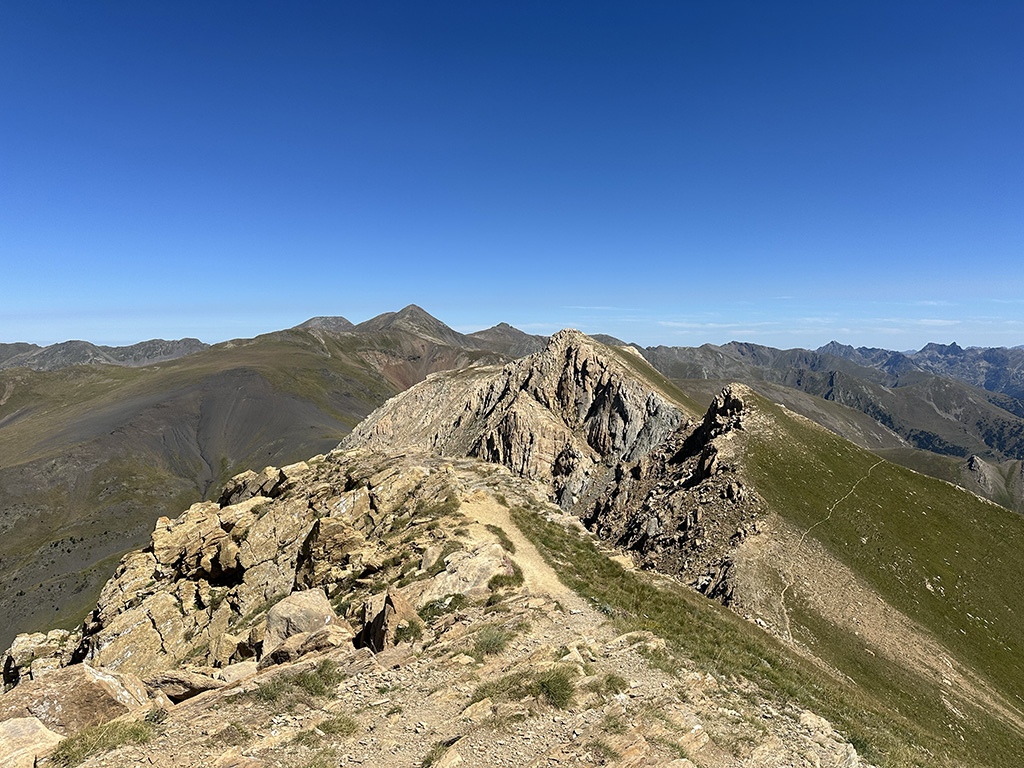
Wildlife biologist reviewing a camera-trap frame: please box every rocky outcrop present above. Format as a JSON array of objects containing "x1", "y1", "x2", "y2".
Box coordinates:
[
  {"x1": 2, "y1": 629, "x2": 81, "y2": 691},
  {"x1": 582, "y1": 385, "x2": 761, "y2": 603},
  {"x1": 0, "y1": 664, "x2": 148, "y2": 736},
  {"x1": 262, "y1": 589, "x2": 339, "y2": 655},
  {"x1": 143, "y1": 670, "x2": 226, "y2": 702},
  {"x1": 356, "y1": 588, "x2": 420, "y2": 653},
  {"x1": 346, "y1": 329, "x2": 687, "y2": 507}
]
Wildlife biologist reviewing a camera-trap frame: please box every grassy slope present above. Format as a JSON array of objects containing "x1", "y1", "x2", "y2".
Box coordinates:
[
  {"x1": 743, "y1": 393, "x2": 1024, "y2": 766},
  {"x1": 512, "y1": 504, "x2": 1006, "y2": 768}
]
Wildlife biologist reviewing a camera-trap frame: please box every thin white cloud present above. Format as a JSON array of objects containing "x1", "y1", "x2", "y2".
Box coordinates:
[
  {"x1": 658, "y1": 320, "x2": 779, "y2": 329},
  {"x1": 918, "y1": 318, "x2": 960, "y2": 327}
]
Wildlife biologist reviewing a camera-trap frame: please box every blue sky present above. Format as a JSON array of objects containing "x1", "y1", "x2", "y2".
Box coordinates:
[{"x1": 2, "y1": 2, "x2": 1022, "y2": 349}]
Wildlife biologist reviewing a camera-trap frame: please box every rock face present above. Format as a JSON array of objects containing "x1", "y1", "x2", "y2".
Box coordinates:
[
  {"x1": 2, "y1": 629, "x2": 81, "y2": 691},
  {"x1": 0, "y1": 664, "x2": 148, "y2": 736},
  {"x1": 262, "y1": 589, "x2": 339, "y2": 655},
  {"x1": 581, "y1": 385, "x2": 761, "y2": 603},
  {"x1": 347, "y1": 331, "x2": 757, "y2": 603},
  {"x1": 0, "y1": 716, "x2": 64, "y2": 767},
  {"x1": 346, "y1": 329, "x2": 687, "y2": 507}
]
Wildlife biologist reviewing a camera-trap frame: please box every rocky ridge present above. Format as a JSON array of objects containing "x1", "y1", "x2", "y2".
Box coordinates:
[
  {"x1": 0, "y1": 449, "x2": 874, "y2": 768},
  {"x1": 346, "y1": 329, "x2": 688, "y2": 509},
  {"x1": 346, "y1": 331, "x2": 759, "y2": 606}
]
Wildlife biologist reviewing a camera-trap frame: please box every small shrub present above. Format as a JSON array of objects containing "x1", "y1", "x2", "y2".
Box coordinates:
[{"x1": 144, "y1": 707, "x2": 168, "y2": 724}]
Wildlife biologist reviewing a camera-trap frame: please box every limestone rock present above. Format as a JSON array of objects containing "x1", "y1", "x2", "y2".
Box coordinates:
[
  {"x1": 220, "y1": 661, "x2": 258, "y2": 684},
  {"x1": 358, "y1": 588, "x2": 419, "y2": 652},
  {"x1": 2, "y1": 629, "x2": 80, "y2": 691},
  {"x1": 0, "y1": 664, "x2": 148, "y2": 736},
  {"x1": 262, "y1": 589, "x2": 338, "y2": 656},
  {"x1": 0, "y1": 716, "x2": 63, "y2": 767},
  {"x1": 144, "y1": 670, "x2": 226, "y2": 702},
  {"x1": 219, "y1": 466, "x2": 287, "y2": 506},
  {"x1": 345, "y1": 330, "x2": 685, "y2": 508}
]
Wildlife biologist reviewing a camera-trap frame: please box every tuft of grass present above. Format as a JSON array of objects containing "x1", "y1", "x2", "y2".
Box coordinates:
[
  {"x1": 487, "y1": 559, "x2": 524, "y2": 591},
  {"x1": 210, "y1": 721, "x2": 253, "y2": 746},
  {"x1": 420, "y1": 737, "x2": 460, "y2": 768},
  {"x1": 600, "y1": 712, "x2": 627, "y2": 734},
  {"x1": 292, "y1": 659, "x2": 345, "y2": 697},
  {"x1": 533, "y1": 666, "x2": 577, "y2": 709},
  {"x1": 319, "y1": 715, "x2": 359, "y2": 736},
  {"x1": 242, "y1": 658, "x2": 345, "y2": 710},
  {"x1": 395, "y1": 618, "x2": 423, "y2": 644},
  {"x1": 304, "y1": 748, "x2": 340, "y2": 768},
  {"x1": 473, "y1": 624, "x2": 514, "y2": 657},
  {"x1": 589, "y1": 738, "x2": 622, "y2": 763},
  {"x1": 50, "y1": 721, "x2": 154, "y2": 766},
  {"x1": 586, "y1": 673, "x2": 628, "y2": 697},
  {"x1": 470, "y1": 670, "x2": 535, "y2": 704},
  {"x1": 419, "y1": 593, "x2": 469, "y2": 624},
  {"x1": 485, "y1": 523, "x2": 516, "y2": 553},
  {"x1": 650, "y1": 735, "x2": 690, "y2": 760}
]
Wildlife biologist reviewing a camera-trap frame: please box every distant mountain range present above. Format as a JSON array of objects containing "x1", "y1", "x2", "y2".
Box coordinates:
[{"x1": 0, "y1": 338, "x2": 210, "y2": 371}]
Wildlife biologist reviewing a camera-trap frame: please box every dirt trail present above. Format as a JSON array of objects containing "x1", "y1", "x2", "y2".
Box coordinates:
[
  {"x1": 779, "y1": 459, "x2": 884, "y2": 641},
  {"x1": 459, "y1": 493, "x2": 572, "y2": 599}
]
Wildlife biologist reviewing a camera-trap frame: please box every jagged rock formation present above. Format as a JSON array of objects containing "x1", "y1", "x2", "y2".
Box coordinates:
[
  {"x1": 346, "y1": 331, "x2": 761, "y2": 602},
  {"x1": 346, "y1": 329, "x2": 687, "y2": 508},
  {"x1": 582, "y1": 386, "x2": 762, "y2": 603}
]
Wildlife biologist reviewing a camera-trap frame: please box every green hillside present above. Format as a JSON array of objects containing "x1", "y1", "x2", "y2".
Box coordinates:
[{"x1": 744, "y1": 393, "x2": 1024, "y2": 766}]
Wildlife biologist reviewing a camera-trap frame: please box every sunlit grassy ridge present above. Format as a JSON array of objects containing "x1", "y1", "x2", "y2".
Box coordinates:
[
  {"x1": 741, "y1": 393, "x2": 1024, "y2": 765},
  {"x1": 513, "y1": 491, "x2": 1024, "y2": 768}
]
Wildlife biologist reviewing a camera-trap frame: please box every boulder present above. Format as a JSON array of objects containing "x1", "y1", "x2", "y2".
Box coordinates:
[
  {"x1": 0, "y1": 663, "x2": 148, "y2": 736},
  {"x1": 0, "y1": 716, "x2": 63, "y2": 767},
  {"x1": 358, "y1": 588, "x2": 419, "y2": 653},
  {"x1": 144, "y1": 670, "x2": 226, "y2": 702},
  {"x1": 2, "y1": 629, "x2": 80, "y2": 691},
  {"x1": 262, "y1": 589, "x2": 338, "y2": 656},
  {"x1": 415, "y1": 542, "x2": 509, "y2": 606},
  {"x1": 220, "y1": 661, "x2": 258, "y2": 684},
  {"x1": 257, "y1": 620, "x2": 355, "y2": 669},
  {"x1": 219, "y1": 467, "x2": 287, "y2": 506}
]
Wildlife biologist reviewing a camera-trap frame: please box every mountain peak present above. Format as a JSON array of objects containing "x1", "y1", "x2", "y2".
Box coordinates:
[{"x1": 296, "y1": 316, "x2": 354, "y2": 332}]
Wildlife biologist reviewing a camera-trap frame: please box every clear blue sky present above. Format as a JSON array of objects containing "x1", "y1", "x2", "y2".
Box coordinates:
[{"x1": 2, "y1": 2, "x2": 1022, "y2": 349}]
